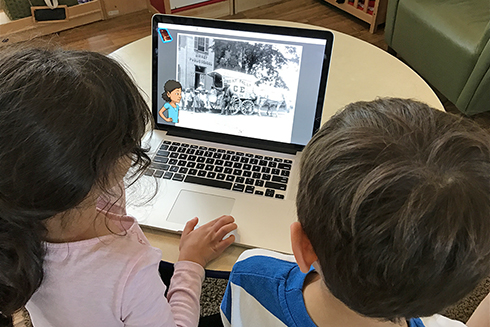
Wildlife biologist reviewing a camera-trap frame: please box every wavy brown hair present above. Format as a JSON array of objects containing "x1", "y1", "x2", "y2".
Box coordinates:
[
  {"x1": 0, "y1": 46, "x2": 152, "y2": 322},
  {"x1": 297, "y1": 98, "x2": 490, "y2": 320}
]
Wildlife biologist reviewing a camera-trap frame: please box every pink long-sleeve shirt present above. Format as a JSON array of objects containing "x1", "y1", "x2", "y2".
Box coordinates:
[{"x1": 26, "y1": 203, "x2": 205, "y2": 327}]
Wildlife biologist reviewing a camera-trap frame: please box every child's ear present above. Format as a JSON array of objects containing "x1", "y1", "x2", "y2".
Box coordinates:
[{"x1": 290, "y1": 221, "x2": 318, "y2": 273}]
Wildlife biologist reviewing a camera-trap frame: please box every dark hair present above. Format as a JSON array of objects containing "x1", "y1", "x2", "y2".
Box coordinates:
[
  {"x1": 297, "y1": 98, "x2": 490, "y2": 320},
  {"x1": 0, "y1": 46, "x2": 152, "y2": 320},
  {"x1": 162, "y1": 80, "x2": 182, "y2": 102}
]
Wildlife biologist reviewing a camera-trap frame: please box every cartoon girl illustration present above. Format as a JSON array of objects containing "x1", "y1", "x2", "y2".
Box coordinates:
[{"x1": 159, "y1": 80, "x2": 182, "y2": 123}]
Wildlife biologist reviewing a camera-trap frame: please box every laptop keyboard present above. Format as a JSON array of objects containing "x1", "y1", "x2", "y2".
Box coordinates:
[{"x1": 144, "y1": 140, "x2": 292, "y2": 199}]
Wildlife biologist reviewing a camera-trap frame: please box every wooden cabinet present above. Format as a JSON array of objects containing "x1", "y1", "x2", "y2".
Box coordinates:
[
  {"x1": 0, "y1": 0, "x2": 104, "y2": 45},
  {"x1": 322, "y1": 0, "x2": 388, "y2": 33}
]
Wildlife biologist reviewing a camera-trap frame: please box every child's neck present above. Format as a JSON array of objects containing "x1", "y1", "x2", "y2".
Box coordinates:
[
  {"x1": 303, "y1": 272, "x2": 407, "y2": 327},
  {"x1": 44, "y1": 194, "x2": 122, "y2": 243}
]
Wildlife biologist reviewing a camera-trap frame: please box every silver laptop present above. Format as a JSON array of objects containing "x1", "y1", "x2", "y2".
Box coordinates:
[{"x1": 126, "y1": 15, "x2": 333, "y2": 253}]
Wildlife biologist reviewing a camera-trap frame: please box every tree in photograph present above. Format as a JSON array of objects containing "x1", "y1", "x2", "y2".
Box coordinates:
[{"x1": 211, "y1": 40, "x2": 298, "y2": 89}]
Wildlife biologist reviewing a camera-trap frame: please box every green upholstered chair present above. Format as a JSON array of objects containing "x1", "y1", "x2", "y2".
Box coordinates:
[{"x1": 385, "y1": 0, "x2": 490, "y2": 116}]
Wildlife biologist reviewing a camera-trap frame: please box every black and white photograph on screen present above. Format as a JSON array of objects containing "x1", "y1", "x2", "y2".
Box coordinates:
[{"x1": 173, "y1": 34, "x2": 302, "y2": 144}]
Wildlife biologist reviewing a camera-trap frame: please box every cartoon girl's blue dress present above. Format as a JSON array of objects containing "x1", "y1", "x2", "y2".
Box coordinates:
[{"x1": 164, "y1": 102, "x2": 179, "y2": 123}]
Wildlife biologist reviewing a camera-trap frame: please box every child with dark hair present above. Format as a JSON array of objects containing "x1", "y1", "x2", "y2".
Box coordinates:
[
  {"x1": 0, "y1": 46, "x2": 236, "y2": 327},
  {"x1": 221, "y1": 98, "x2": 490, "y2": 327},
  {"x1": 159, "y1": 80, "x2": 182, "y2": 123}
]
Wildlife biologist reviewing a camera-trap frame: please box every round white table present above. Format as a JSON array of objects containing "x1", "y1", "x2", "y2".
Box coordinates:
[{"x1": 110, "y1": 20, "x2": 444, "y2": 271}]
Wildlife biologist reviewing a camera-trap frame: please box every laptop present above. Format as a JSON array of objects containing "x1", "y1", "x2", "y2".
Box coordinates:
[{"x1": 126, "y1": 14, "x2": 334, "y2": 253}]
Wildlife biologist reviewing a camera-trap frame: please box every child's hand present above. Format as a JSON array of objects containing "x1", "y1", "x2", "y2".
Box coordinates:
[{"x1": 178, "y1": 215, "x2": 237, "y2": 267}]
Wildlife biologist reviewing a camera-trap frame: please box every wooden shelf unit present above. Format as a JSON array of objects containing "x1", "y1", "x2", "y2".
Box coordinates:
[
  {"x1": 322, "y1": 0, "x2": 388, "y2": 33},
  {"x1": 0, "y1": 0, "x2": 104, "y2": 45}
]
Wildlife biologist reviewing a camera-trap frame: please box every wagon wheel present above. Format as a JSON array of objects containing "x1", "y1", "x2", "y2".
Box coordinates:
[
  {"x1": 229, "y1": 95, "x2": 241, "y2": 115},
  {"x1": 258, "y1": 101, "x2": 270, "y2": 117},
  {"x1": 241, "y1": 100, "x2": 255, "y2": 115}
]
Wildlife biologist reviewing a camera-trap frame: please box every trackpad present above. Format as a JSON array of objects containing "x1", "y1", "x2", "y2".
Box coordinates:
[{"x1": 167, "y1": 190, "x2": 235, "y2": 225}]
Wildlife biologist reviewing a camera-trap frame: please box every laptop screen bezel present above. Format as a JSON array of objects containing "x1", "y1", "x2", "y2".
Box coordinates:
[{"x1": 151, "y1": 14, "x2": 333, "y2": 154}]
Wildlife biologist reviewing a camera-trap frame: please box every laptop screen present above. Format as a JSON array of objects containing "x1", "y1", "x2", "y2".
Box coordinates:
[{"x1": 152, "y1": 15, "x2": 333, "y2": 153}]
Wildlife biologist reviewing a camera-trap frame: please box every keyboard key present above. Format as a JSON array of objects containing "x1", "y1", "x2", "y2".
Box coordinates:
[
  {"x1": 208, "y1": 147, "x2": 217, "y2": 152},
  {"x1": 226, "y1": 150, "x2": 235, "y2": 154},
  {"x1": 233, "y1": 162, "x2": 242, "y2": 169},
  {"x1": 240, "y1": 157, "x2": 249, "y2": 163},
  {"x1": 274, "y1": 158, "x2": 283, "y2": 162},
  {"x1": 144, "y1": 169, "x2": 155, "y2": 176},
  {"x1": 177, "y1": 160, "x2": 186, "y2": 166},
  {"x1": 231, "y1": 156, "x2": 240, "y2": 162},
  {"x1": 190, "y1": 145, "x2": 198, "y2": 149},
  {"x1": 224, "y1": 168, "x2": 233, "y2": 174},
  {"x1": 272, "y1": 176, "x2": 289, "y2": 184},
  {"x1": 233, "y1": 169, "x2": 243, "y2": 176},
  {"x1": 261, "y1": 167, "x2": 271, "y2": 174},
  {"x1": 157, "y1": 150, "x2": 169, "y2": 157},
  {"x1": 150, "y1": 163, "x2": 167, "y2": 170},
  {"x1": 173, "y1": 174, "x2": 184, "y2": 181},
  {"x1": 262, "y1": 174, "x2": 271, "y2": 181},
  {"x1": 170, "y1": 166, "x2": 179, "y2": 172},
  {"x1": 205, "y1": 158, "x2": 215, "y2": 164},
  {"x1": 178, "y1": 154, "x2": 188, "y2": 160},
  {"x1": 163, "y1": 140, "x2": 172, "y2": 145},
  {"x1": 265, "y1": 189, "x2": 275, "y2": 197},
  {"x1": 170, "y1": 153, "x2": 178, "y2": 158},
  {"x1": 252, "y1": 165, "x2": 261, "y2": 172},
  {"x1": 198, "y1": 146, "x2": 208, "y2": 150},
  {"x1": 197, "y1": 170, "x2": 207, "y2": 177},
  {"x1": 171, "y1": 142, "x2": 181, "y2": 146},
  {"x1": 255, "y1": 190, "x2": 264, "y2": 195},
  {"x1": 226, "y1": 175, "x2": 235, "y2": 182},
  {"x1": 215, "y1": 159, "x2": 224, "y2": 166},
  {"x1": 217, "y1": 173, "x2": 226, "y2": 180},
  {"x1": 187, "y1": 162, "x2": 196, "y2": 168},
  {"x1": 188, "y1": 155, "x2": 197, "y2": 161},
  {"x1": 154, "y1": 170, "x2": 164, "y2": 178},
  {"x1": 243, "y1": 164, "x2": 252, "y2": 170},
  {"x1": 181, "y1": 143, "x2": 189, "y2": 148},
  {"x1": 254, "y1": 154, "x2": 264, "y2": 159},
  {"x1": 196, "y1": 157, "x2": 205, "y2": 163},
  {"x1": 265, "y1": 181, "x2": 287, "y2": 191},
  {"x1": 159, "y1": 144, "x2": 169, "y2": 150},
  {"x1": 169, "y1": 159, "x2": 178, "y2": 165},
  {"x1": 222, "y1": 154, "x2": 231, "y2": 160},
  {"x1": 207, "y1": 171, "x2": 216, "y2": 179},
  {"x1": 179, "y1": 167, "x2": 188, "y2": 174},
  {"x1": 268, "y1": 161, "x2": 277, "y2": 168},
  {"x1": 236, "y1": 177, "x2": 245, "y2": 183},
  {"x1": 214, "y1": 166, "x2": 224, "y2": 173},
  {"x1": 196, "y1": 150, "x2": 204, "y2": 156},
  {"x1": 245, "y1": 185, "x2": 255, "y2": 194},
  {"x1": 184, "y1": 176, "x2": 232, "y2": 190},
  {"x1": 264, "y1": 156, "x2": 273, "y2": 161},
  {"x1": 281, "y1": 170, "x2": 290, "y2": 177},
  {"x1": 232, "y1": 183, "x2": 245, "y2": 192},
  {"x1": 255, "y1": 180, "x2": 264, "y2": 187},
  {"x1": 278, "y1": 163, "x2": 292, "y2": 170},
  {"x1": 245, "y1": 178, "x2": 254, "y2": 185},
  {"x1": 259, "y1": 160, "x2": 268, "y2": 166},
  {"x1": 154, "y1": 156, "x2": 169, "y2": 163},
  {"x1": 163, "y1": 172, "x2": 173, "y2": 179},
  {"x1": 252, "y1": 172, "x2": 261, "y2": 179},
  {"x1": 213, "y1": 153, "x2": 222, "y2": 159},
  {"x1": 177, "y1": 147, "x2": 186, "y2": 153},
  {"x1": 196, "y1": 163, "x2": 205, "y2": 170},
  {"x1": 275, "y1": 194, "x2": 285, "y2": 199},
  {"x1": 186, "y1": 148, "x2": 195, "y2": 154},
  {"x1": 271, "y1": 169, "x2": 280, "y2": 175},
  {"x1": 243, "y1": 171, "x2": 252, "y2": 177},
  {"x1": 188, "y1": 169, "x2": 198, "y2": 175},
  {"x1": 236, "y1": 152, "x2": 245, "y2": 156},
  {"x1": 205, "y1": 164, "x2": 214, "y2": 171},
  {"x1": 224, "y1": 161, "x2": 233, "y2": 167},
  {"x1": 284, "y1": 159, "x2": 293, "y2": 164},
  {"x1": 217, "y1": 149, "x2": 226, "y2": 153},
  {"x1": 169, "y1": 146, "x2": 178, "y2": 151},
  {"x1": 245, "y1": 153, "x2": 254, "y2": 158},
  {"x1": 250, "y1": 158, "x2": 258, "y2": 165},
  {"x1": 204, "y1": 151, "x2": 213, "y2": 157}
]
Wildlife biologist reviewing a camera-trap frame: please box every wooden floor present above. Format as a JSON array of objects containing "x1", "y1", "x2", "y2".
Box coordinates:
[{"x1": 37, "y1": 0, "x2": 386, "y2": 55}]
